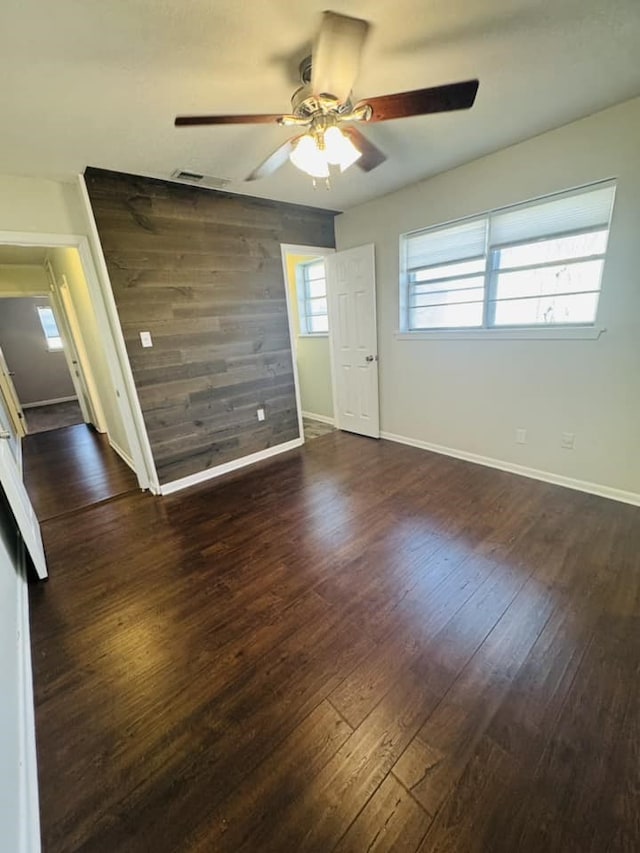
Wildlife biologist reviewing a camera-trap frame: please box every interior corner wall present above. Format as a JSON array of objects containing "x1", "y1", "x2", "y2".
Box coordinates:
[
  {"x1": 84, "y1": 168, "x2": 336, "y2": 485},
  {"x1": 335, "y1": 96, "x2": 640, "y2": 498},
  {"x1": 285, "y1": 253, "x2": 334, "y2": 421}
]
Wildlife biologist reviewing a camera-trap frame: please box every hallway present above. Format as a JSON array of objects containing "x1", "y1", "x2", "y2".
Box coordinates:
[{"x1": 23, "y1": 424, "x2": 138, "y2": 522}]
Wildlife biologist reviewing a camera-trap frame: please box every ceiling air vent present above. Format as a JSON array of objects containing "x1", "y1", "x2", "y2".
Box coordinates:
[{"x1": 170, "y1": 169, "x2": 230, "y2": 190}]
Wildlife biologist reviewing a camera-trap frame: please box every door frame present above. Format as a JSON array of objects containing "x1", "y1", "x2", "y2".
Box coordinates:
[
  {"x1": 0, "y1": 345, "x2": 27, "y2": 441},
  {"x1": 0, "y1": 228, "x2": 159, "y2": 493},
  {"x1": 44, "y1": 259, "x2": 106, "y2": 431},
  {"x1": 280, "y1": 243, "x2": 336, "y2": 441}
]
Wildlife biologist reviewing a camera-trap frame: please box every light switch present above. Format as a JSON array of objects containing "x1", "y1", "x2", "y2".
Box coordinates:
[{"x1": 139, "y1": 331, "x2": 153, "y2": 348}]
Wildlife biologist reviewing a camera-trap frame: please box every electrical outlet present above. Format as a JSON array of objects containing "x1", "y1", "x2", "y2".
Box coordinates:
[
  {"x1": 516, "y1": 428, "x2": 527, "y2": 445},
  {"x1": 257, "y1": 407, "x2": 265, "y2": 422},
  {"x1": 561, "y1": 432, "x2": 575, "y2": 450},
  {"x1": 139, "y1": 331, "x2": 153, "y2": 348}
]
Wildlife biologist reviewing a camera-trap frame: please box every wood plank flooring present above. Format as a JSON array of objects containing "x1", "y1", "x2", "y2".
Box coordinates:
[
  {"x1": 23, "y1": 424, "x2": 138, "y2": 521},
  {"x1": 28, "y1": 431, "x2": 640, "y2": 852}
]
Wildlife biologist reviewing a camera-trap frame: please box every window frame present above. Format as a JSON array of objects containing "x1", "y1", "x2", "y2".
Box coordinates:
[
  {"x1": 296, "y1": 258, "x2": 329, "y2": 337},
  {"x1": 399, "y1": 180, "x2": 615, "y2": 339},
  {"x1": 36, "y1": 305, "x2": 64, "y2": 351}
]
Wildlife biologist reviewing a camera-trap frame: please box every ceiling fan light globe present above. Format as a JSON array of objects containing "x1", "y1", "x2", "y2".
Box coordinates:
[
  {"x1": 289, "y1": 134, "x2": 330, "y2": 178},
  {"x1": 323, "y1": 126, "x2": 362, "y2": 172}
]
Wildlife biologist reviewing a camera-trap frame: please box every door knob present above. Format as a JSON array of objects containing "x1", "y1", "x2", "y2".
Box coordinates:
[
  {"x1": 365, "y1": 355, "x2": 378, "y2": 362},
  {"x1": 0, "y1": 430, "x2": 11, "y2": 439}
]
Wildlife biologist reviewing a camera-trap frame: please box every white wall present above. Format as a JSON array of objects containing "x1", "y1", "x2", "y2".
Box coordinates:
[
  {"x1": 336, "y1": 96, "x2": 640, "y2": 500},
  {"x1": 297, "y1": 337, "x2": 334, "y2": 420},
  {"x1": 0, "y1": 265, "x2": 49, "y2": 296},
  {"x1": 0, "y1": 295, "x2": 76, "y2": 405},
  {"x1": 0, "y1": 174, "x2": 87, "y2": 235}
]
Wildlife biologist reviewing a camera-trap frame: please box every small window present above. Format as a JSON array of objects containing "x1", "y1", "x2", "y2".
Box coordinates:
[
  {"x1": 36, "y1": 306, "x2": 63, "y2": 351},
  {"x1": 401, "y1": 181, "x2": 616, "y2": 333},
  {"x1": 297, "y1": 259, "x2": 328, "y2": 335}
]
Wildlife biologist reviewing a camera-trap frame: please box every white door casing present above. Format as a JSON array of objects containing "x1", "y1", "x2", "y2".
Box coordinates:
[
  {"x1": 326, "y1": 244, "x2": 380, "y2": 438},
  {"x1": 0, "y1": 346, "x2": 26, "y2": 439},
  {"x1": 0, "y1": 388, "x2": 47, "y2": 579},
  {"x1": 48, "y1": 269, "x2": 107, "y2": 432}
]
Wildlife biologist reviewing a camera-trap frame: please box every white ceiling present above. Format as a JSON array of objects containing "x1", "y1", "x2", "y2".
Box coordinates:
[{"x1": 2, "y1": 0, "x2": 639, "y2": 211}]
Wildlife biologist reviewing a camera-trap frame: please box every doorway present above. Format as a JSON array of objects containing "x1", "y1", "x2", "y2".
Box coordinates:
[
  {"x1": 0, "y1": 244, "x2": 111, "y2": 439},
  {"x1": 0, "y1": 242, "x2": 142, "y2": 521},
  {"x1": 0, "y1": 294, "x2": 84, "y2": 434},
  {"x1": 281, "y1": 242, "x2": 380, "y2": 442},
  {"x1": 281, "y1": 244, "x2": 336, "y2": 442}
]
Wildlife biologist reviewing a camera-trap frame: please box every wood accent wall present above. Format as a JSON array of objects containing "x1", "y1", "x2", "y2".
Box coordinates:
[{"x1": 84, "y1": 168, "x2": 336, "y2": 485}]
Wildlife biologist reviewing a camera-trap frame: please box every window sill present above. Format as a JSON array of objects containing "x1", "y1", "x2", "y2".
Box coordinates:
[
  {"x1": 394, "y1": 325, "x2": 607, "y2": 342},
  {"x1": 298, "y1": 333, "x2": 329, "y2": 339}
]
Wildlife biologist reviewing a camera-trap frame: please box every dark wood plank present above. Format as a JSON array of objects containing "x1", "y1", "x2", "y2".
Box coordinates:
[
  {"x1": 85, "y1": 167, "x2": 336, "y2": 485},
  {"x1": 333, "y1": 773, "x2": 432, "y2": 852},
  {"x1": 187, "y1": 700, "x2": 353, "y2": 852},
  {"x1": 28, "y1": 432, "x2": 640, "y2": 852},
  {"x1": 23, "y1": 423, "x2": 138, "y2": 521}
]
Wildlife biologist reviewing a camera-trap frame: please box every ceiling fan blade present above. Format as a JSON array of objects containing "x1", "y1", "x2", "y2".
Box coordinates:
[
  {"x1": 246, "y1": 136, "x2": 301, "y2": 181},
  {"x1": 342, "y1": 126, "x2": 387, "y2": 172},
  {"x1": 312, "y1": 11, "x2": 370, "y2": 103},
  {"x1": 357, "y1": 79, "x2": 479, "y2": 123},
  {"x1": 175, "y1": 113, "x2": 282, "y2": 127}
]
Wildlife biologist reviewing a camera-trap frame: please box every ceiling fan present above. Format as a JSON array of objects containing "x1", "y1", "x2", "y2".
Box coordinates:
[{"x1": 174, "y1": 12, "x2": 479, "y2": 184}]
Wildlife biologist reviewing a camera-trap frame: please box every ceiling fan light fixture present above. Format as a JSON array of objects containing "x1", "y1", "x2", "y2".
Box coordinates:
[
  {"x1": 323, "y1": 126, "x2": 362, "y2": 172},
  {"x1": 289, "y1": 133, "x2": 330, "y2": 178}
]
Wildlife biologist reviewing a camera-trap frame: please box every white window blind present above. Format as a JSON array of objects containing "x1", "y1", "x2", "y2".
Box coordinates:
[
  {"x1": 406, "y1": 218, "x2": 487, "y2": 269},
  {"x1": 401, "y1": 181, "x2": 616, "y2": 332},
  {"x1": 491, "y1": 184, "x2": 616, "y2": 246}
]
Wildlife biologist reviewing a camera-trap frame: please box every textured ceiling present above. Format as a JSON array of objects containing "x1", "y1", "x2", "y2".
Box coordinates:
[{"x1": 2, "y1": 0, "x2": 639, "y2": 210}]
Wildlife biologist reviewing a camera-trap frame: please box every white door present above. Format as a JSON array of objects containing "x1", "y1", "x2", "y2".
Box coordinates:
[
  {"x1": 326, "y1": 244, "x2": 380, "y2": 438},
  {"x1": 0, "y1": 345, "x2": 26, "y2": 438},
  {"x1": 0, "y1": 387, "x2": 47, "y2": 579}
]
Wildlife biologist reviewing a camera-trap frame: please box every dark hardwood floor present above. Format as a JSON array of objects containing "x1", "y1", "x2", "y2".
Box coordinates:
[
  {"x1": 28, "y1": 431, "x2": 640, "y2": 852},
  {"x1": 23, "y1": 424, "x2": 138, "y2": 521}
]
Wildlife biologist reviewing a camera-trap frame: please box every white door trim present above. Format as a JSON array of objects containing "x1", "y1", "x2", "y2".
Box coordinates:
[
  {"x1": 0, "y1": 223, "x2": 158, "y2": 493},
  {"x1": 280, "y1": 243, "x2": 336, "y2": 444},
  {"x1": 15, "y1": 546, "x2": 42, "y2": 853},
  {"x1": 44, "y1": 258, "x2": 107, "y2": 432}
]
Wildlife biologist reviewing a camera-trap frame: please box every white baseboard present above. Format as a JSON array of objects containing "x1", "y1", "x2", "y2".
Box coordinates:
[
  {"x1": 22, "y1": 395, "x2": 78, "y2": 409},
  {"x1": 160, "y1": 437, "x2": 304, "y2": 496},
  {"x1": 302, "y1": 411, "x2": 336, "y2": 426},
  {"x1": 380, "y1": 430, "x2": 640, "y2": 507},
  {"x1": 108, "y1": 438, "x2": 136, "y2": 473},
  {"x1": 16, "y1": 550, "x2": 41, "y2": 853}
]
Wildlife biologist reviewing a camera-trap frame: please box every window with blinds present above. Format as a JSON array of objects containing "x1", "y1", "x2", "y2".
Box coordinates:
[
  {"x1": 297, "y1": 259, "x2": 328, "y2": 334},
  {"x1": 401, "y1": 181, "x2": 616, "y2": 331}
]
